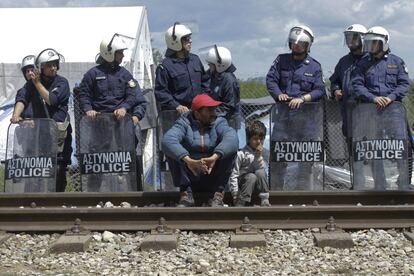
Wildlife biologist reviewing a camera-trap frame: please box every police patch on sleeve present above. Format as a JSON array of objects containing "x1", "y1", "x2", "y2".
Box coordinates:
[{"x1": 128, "y1": 79, "x2": 136, "y2": 88}]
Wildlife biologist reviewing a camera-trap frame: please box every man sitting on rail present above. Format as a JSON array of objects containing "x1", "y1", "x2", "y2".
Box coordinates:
[{"x1": 162, "y1": 94, "x2": 238, "y2": 207}]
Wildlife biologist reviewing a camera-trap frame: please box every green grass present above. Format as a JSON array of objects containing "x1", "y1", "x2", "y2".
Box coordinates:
[{"x1": 239, "y1": 81, "x2": 269, "y2": 99}]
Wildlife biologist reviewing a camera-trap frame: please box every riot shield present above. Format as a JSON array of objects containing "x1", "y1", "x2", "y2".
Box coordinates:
[
  {"x1": 270, "y1": 102, "x2": 324, "y2": 190},
  {"x1": 228, "y1": 113, "x2": 246, "y2": 149},
  {"x1": 79, "y1": 113, "x2": 137, "y2": 192},
  {"x1": 157, "y1": 110, "x2": 181, "y2": 191},
  {"x1": 4, "y1": 119, "x2": 58, "y2": 192},
  {"x1": 350, "y1": 102, "x2": 410, "y2": 190}
]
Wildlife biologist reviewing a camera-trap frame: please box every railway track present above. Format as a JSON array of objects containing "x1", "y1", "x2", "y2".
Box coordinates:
[{"x1": 0, "y1": 191, "x2": 414, "y2": 232}]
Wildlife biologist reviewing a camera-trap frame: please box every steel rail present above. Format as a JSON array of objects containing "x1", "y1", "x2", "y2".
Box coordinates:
[
  {"x1": 0, "y1": 205, "x2": 414, "y2": 232},
  {"x1": 0, "y1": 191, "x2": 413, "y2": 207}
]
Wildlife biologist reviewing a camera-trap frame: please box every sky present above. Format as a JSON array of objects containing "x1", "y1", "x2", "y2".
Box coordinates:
[{"x1": 1, "y1": 0, "x2": 414, "y2": 79}]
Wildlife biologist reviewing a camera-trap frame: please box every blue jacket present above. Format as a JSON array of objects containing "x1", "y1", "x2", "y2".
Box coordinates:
[
  {"x1": 129, "y1": 90, "x2": 148, "y2": 120},
  {"x1": 15, "y1": 87, "x2": 33, "y2": 119},
  {"x1": 329, "y1": 52, "x2": 363, "y2": 101},
  {"x1": 78, "y1": 63, "x2": 139, "y2": 113},
  {"x1": 351, "y1": 53, "x2": 410, "y2": 102},
  {"x1": 16, "y1": 75, "x2": 70, "y2": 122},
  {"x1": 266, "y1": 53, "x2": 325, "y2": 102},
  {"x1": 208, "y1": 64, "x2": 240, "y2": 118},
  {"x1": 155, "y1": 52, "x2": 210, "y2": 111},
  {"x1": 162, "y1": 112, "x2": 238, "y2": 161}
]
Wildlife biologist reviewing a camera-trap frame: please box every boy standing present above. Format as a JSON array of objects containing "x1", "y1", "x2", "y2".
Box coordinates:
[{"x1": 230, "y1": 121, "x2": 270, "y2": 206}]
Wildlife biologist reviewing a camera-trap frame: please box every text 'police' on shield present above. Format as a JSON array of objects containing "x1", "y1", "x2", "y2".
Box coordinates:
[
  {"x1": 80, "y1": 151, "x2": 134, "y2": 174},
  {"x1": 273, "y1": 141, "x2": 324, "y2": 162},
  {"x1": 6, "y1": 156, "x2": 55, "y2": 179},
  {"x1": 353, "y1": 139, "x2": 406, "y2": 161}
]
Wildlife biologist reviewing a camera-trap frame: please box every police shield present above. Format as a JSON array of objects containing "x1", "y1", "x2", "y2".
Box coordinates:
[
  {"x1": 350, "y1": 102, "x2": 410, "y2": 190},
  {"x1": 79, "y1": 113, "x2": 137, "y2": 192},
  {"x1": 5, "y1": 119, "x2": 58, "y2": 192},
  {"x1": 270, "y1": 102, "x2": 324, "y2": 190},
  {"x1": 159, "y1": 110, "x2": 180, "y2": 135}
]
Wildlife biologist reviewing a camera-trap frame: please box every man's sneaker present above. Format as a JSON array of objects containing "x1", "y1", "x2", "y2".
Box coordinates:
[
  {"x1": 177, "y1": 191, "x2": 195, "y2": 207},
  {"x1": 259, "y1": 192, "x2": 271, "y2": 207},
  {"x1": 210, "y1": 191, "x2": 224, "y2": 207}
]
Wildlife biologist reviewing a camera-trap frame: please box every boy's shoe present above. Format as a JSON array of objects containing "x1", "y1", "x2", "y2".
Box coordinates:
[
  {"x1": 260, "y1": 198, "x2": 271, "y2": 207},
  {"x1": 259, "y1": 192, "x2": 271, "y2": 207},
  {"x1": 210, "y1": 191, "x2": 224, "y2": 207},
  {"x1": 177, "y1": 191, "x2": 195, "y2": 207}
]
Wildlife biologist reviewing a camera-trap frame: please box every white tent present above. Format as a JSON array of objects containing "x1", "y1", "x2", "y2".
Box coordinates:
[
  {"x1": 0, "y1": 6, "x2": 154, "y2": 102},
  {"x1": 0, "y1": 6, "x2": 158, "y2": 190}
]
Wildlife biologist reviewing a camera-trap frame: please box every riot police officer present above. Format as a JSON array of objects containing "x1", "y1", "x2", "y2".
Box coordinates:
[
  {"x1": 12, "y1": 48, "x2": 72, "y2": 192},
  {"x1": 155, "y1": 22, "x2": 210, "y2": 113},
  {"x1": 352, "y1": 26, "x2": 409, "y2": 106},
  {"x1": 266, "y1": 25, "x2": 325, "y2": 106},
  {"x1": 351, "y1": 26, "x2": 410, "y2": 190},
  {"x1": 11, "y1": 55, "x2": 36, "y2": 122},
  {"x1": 78, "y1": 34, "x2": 147, "y2": 190},
  {"x1": 205, "y1": 45, "x2": 241, "y2": 126},
  {"x1": 329, "y1": 24, "x2": 367, "y2": 137},
  {"x1": 78, "y1": 34, "x2": 144, "y2": 119},
  {"x1": 266, "y1": 25, "x2": 325, "y2": 190}
]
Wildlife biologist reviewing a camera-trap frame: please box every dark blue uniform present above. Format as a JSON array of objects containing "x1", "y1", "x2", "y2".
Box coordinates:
[
  {"x1": 15, "y1": 87, "x2": 33, "y2": 119},
  {"x1": 208, "y1": 64, "x2": 240, "y2": 119},
  {"x1": 351, "y1": 53, "x2": 410, "y2": 190},
  {"x1": 78, "y1": 62, "x2": 147, "y2": 191},
  {"x1": 16, "y1": 75, "x2": 70, "y2": 122},
  {"x1": 130, "y1": 87, "x2": 147, "y2": 120},
  {"x1": 266, "y1": 53, "x2": 325, "y2": 190},
  {"x1": 352, "y1": 53, "x2": 409, "y2": 102},
  {"x1": 78, "y1": 63, "x2": 139, "y2": 113},
  {"x1": 330, "y1": 53, "x2": 363, "y2": 101},
  {"x1": 329, "y1": 53, "x2": 364, "y2": 136},
  {"x1": 15, "y1": 74, "x2": 72, "y2": 192},
  {"x1": 155, "y1": 52, "x2": 210, "y2": 111},
  {"x1": 266, "y1": 53, "x2": 325, "y2": 102}
]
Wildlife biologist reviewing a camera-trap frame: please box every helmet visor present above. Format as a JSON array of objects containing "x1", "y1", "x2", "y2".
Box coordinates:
[
  {"x1": 288, "y1": 28, "x2": 312, "y2": 45},
  {"x1": 363, "y1": 40, "x2": 383, "y2": 53},
  {"x1": 111, "y1": 34, "x2": 135, "y2": 66},
  {"x1": 344, "y1": 32, "x2": 362, "y2": 49}
]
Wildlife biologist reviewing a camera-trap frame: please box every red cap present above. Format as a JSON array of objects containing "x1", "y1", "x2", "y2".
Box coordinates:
[{"x1": 191, "y1": 94, "x2": 222, "y2": 111}]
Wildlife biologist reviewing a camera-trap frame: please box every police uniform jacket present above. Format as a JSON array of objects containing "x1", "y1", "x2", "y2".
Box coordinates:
[
  {"x1": 15, "y1": 87, "x2": 33, "y2": 119},
  {"x1": 266, "y1": 53, "x2": 325, "y2": 102},
  {"x1": 129, "y1": 89, "x2": 148, "y2": 120},
  {"x1": 16, "y1": 75, "x2": 70, "y2": 122},
  {"x1": 155, "y1": 52, "x2": 210, "y2": 111},
  {"x1": 329, "y1": 52, "x2": 363, "y2": 101},
  {"x1": 161, "y1": 112, "x2": 238, "y2": 161},
  {"x1": 78, "y1": 63, "x2": 139, "y2": 113},
  {"x1": 208, "y1": 64, "x2": 240, "y2": 118},
  {"x1": 351, "y1": 53, "x2": 410, "y2": 102}
]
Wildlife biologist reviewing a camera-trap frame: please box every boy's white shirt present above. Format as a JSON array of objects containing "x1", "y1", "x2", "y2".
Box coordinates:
[{"x1": 229, "y1": 145, "x2": 270, "y2": 195}]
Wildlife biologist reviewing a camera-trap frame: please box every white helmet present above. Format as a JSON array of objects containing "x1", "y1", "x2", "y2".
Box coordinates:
[
  {"x1": 21, "y1": 55, "x2": 35, "y2": 71},
  {"x1": 343, "y1": 24, "x2": 367, "y2": 50},
  {"x1": 288, "y1": 25, "x2": 314, "y2": 52},
  {"x1": 364, "y1": 26, "x2": 390, "y2": 52},
  {"x1": 100, "y1": 33, "x2": 128, "y2": 63},
  {"x1": 206, "y1": 45, "x2": 232, "y2": 73},
  {"x1": 165, "y1": 22, "x2": 192, "y2": 51},
  {"x1": 35, "y1": 48, "x2": 64, "y2": 70}
]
